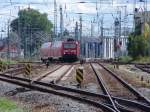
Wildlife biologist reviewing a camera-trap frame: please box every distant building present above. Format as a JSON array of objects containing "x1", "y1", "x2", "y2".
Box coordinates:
[
  {"x1": 82, "y1": 36, "x2": 128, "y2": 59},
  {"x1": 134, "y1": 10, "x2": 150, "y2": 33},
  {"x1": 0, "y1": 39, "x2": 21, "y2": 59},
  {"x1": 82, "y1": 37, "x2": 103, "y2": 58}
]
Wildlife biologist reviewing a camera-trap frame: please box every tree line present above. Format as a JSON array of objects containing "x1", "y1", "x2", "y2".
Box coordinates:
[{"x1": 127, "y1": 22, "x2": 150, "y2": 59}]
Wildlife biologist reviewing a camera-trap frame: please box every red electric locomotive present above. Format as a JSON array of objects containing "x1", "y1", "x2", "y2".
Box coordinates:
[{"x1": 40, "y1": 38, "x2": 80, "y2": 62}]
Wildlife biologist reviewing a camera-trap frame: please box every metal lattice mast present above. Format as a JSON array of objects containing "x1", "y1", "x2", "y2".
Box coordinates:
[
  {"x1": 91, "y1": 20, "x2": 93, "y2": 37},
  {"x1": 79, "y1": 15, "x2": 82, "y2": 41},
  {"x1": 144, "y1": 0, "x2": 147, "y2": 23},
  {"x1": 60, "y1": 5, "x2": 63, "y2": 39},
  {"x1": 79, "y1": 15, "x2": 82, "y2": 56},
  {"x1": 75, "y1": 21, "x2": 79, "y2": 40},
  {"x1": 54, "y1": 0, "x2": 57, "y2": 38}
]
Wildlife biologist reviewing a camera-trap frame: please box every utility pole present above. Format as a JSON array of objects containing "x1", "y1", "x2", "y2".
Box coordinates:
[
  {"x1": 29, "y1": 25, "x2": 32, "y2": 57},
  {"x1": 24, "y1": 26, "x2": 27, "y2": 58},
  {"x1": 60, "y1": 5, "x2": 63, "y2": 39},
  {"x1": 54, "y1": 0, "x2": 57, "y2": 39},
  {"x1": 18, "y1": 6, "x2": 21, "y2": 58},
  {"x1": 79, "y1": 15, "x2": 82, "y2": 41},
  {"x1": 124, "y1": 6, "x2": 127, "y2": 37},
  {"x1": 75, "y1": 21, "x2": 79, "y2": 40},
  {"x1": 100, "y1": 17, "x2": 104, "y2": 37},
  {"x1": 143, "y1": 0, "x2": 147, "y2": 25},
  {"x1": 91, "y1": 20, "x2": 93, "y2": 37},
  {"x1": 7, "y1": 19, "x2": 10, "y2": 59},
  {"x1": 119, "y1": 11, "x2": 121, "y2": 38},
  {"x1": 79, "y1": 15, "x2": 82, "y2": 56}
]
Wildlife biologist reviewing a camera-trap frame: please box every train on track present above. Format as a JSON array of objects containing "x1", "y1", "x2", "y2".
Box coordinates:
[{"x1": 40, "y1": 38, "x2": 80, "y2": 62}]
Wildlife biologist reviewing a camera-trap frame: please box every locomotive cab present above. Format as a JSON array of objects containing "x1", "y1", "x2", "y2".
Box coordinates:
[{"x1": 62, "y1": 39, "x2": 80, "y2": 61}]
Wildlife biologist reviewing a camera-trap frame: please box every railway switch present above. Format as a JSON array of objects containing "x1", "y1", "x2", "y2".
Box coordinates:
[{"x1": 76, "y1": 67, "x2": 84, "y2": 88}]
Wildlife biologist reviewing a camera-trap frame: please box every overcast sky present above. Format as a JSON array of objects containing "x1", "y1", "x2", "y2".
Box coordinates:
[{"x1": 0, "y1": 0, "x2": 150, "y2": 37}]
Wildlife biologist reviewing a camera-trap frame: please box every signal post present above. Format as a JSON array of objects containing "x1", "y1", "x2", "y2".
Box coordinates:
[
  {"x1": 76, "y1": 65, "x2": 84, "y2": 88},
  {"x1": 24, "y1": 63, "x2": 32, "y2": 80}
]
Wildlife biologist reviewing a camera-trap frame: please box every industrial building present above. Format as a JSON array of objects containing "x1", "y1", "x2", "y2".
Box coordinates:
[
  {"x1": 134, "y1": 10, "x2": 150, "y2": 33},
  {"x1": 82, "y1": 36, "x2": 128, "y2": 59}
]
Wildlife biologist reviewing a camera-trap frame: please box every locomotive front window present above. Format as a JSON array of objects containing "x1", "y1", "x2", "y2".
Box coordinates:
[{"x1": 64, "y1": 44, "x2": 76, "y2": 48}]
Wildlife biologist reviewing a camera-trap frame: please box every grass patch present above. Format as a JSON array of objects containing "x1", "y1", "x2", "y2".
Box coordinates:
[
  {"x1": 133, "y1": 56, "x2": 150, "y2": 63},
  {"x1": 0, "y1": 97, "x2": 24, "y2": 112},
  {"x1": 118, "y1": 56, "x2": 133, "y2": 63},
  {"x1": 0, "y1": 59, "x2": 17, "y2": 65},
  {"x1": 118, "y1": 56, "x2": 150, "y2": 63}
]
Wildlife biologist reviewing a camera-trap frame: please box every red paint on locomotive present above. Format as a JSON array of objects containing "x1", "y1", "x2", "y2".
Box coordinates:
[{"x1": 40, "y1": 39, "x2": 80, "y2": 61}]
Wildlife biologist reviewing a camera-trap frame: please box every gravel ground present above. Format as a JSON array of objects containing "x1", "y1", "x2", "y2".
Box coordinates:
[
  {"x1": 13, "y1": 91, "x2": 102, "y2": 112},
  {"x1": 0, "y1": 71, "x2": 102, "y2": 112},
  {"x1": 0, "y1": 63, "x2": 101, "y2": 112},
  {"x1": 0, "y1": 81, "x2": 21, "y2": 96},
  {"x1": 60, "y1": 64, "x2": 100, "y2": 93}
]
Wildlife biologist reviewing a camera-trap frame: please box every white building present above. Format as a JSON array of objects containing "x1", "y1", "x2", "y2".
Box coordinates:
[{"x1": 82, "y1": 36, "x2": 128, "y2": 59}]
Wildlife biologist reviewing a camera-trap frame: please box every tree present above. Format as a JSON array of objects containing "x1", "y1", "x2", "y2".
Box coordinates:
[
  {"x1": 10, "y1": 8, "x2": 53, "y2": 57},
  {"x1": 127, "y1": 34, "x2": 149, "y2": 58},
  {"x1": 127, "y1": 21, "x2": 150, "y2": 58}
]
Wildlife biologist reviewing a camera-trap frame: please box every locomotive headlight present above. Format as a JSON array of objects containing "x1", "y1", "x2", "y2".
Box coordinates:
[
  {"x1": 64, "y1": 50, "x2": 68, "y2": 52},
  {"x1": 71, "y1": 50, "x2": 76, "y2": 52}
]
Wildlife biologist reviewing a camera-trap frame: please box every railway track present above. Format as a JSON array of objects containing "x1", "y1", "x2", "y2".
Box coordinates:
[
  {"x1": 98, "y1": 63, "x2": 150, "y2": 105},
  {"x1": 40, "y1": 65, "x2": 73, "y2": 83},
  {"x1": 0, "y1": 72, "x2": 150, "y2": 112},
  {"x1": 31, "y1": 65, "x2": 63, "y2": 83},
  {"x1": 90, "y1": 63, "x2": 150, "y2": 112},
  {"x1": 135, "y1": 64, "x2": 150, "y2": 74},
  {"x1": 0, "y1": 62, "x2": 150, "y2": 111},
  {"x1": 3, "y1": 63, "x2": 45, "y2": 76},
  {"x1": 0, "y1": 72, "x2": 115, "y2": 112}
]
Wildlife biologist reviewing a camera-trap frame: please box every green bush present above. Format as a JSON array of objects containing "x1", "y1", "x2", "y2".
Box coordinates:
[
  {"x1": 118, "y1": 56, "x2": 133, "y2": 63},
  {"x1": 0, "y1": 59, "x2": 17, "y2": 64},
  {"x1": 133, "y1": 56, "x2": 150, "y2": 63}
]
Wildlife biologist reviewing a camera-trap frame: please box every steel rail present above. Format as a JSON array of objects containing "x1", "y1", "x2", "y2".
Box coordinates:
[
  {"x1": 0, "y1": 73, "x2": 150, "y2": 111},
  {"x1": 98, "y1": 63, "x2": 150, "y2": 106},
  {"x1": 0, "y1": 74, "x2": 115, "y2": 112},
  {"x1": 3, "y1": 67, "x2": 25, "y2": 74},
  {"x1": 135, "y1": 64, "x2": 150, "y2": 74},
  {"x1": 31, "y1": 65, "x2": 63, "y2": 83},
  {"x1": 90, "y1": 63, "x2": 121, "y2": 112},
  {"x1": 4, "y1": 64, "x2": 45, "y2": 74}
]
